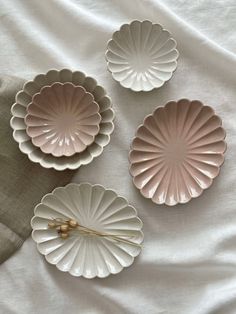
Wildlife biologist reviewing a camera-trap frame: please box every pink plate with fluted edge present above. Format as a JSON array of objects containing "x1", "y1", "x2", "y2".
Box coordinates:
[
  {"x1": 25, "y1": 82, "x2": 101, "y2": 157},
  {"x1": 129, "y1": 99, "x2": 227, "y2": 206}
]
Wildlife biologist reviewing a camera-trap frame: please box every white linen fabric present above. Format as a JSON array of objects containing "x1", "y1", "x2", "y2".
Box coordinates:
[{"x1": 0, "y1": 0, "x2": 236, "y2": 313}]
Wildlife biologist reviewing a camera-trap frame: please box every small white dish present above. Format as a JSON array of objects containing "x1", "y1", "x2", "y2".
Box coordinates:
[
  {"x1": 31, "y1": 183, "x2": 143, "y2": 278},
  {"x1": 105, "y1": 20, "x2": 179, "y2": 92},
  {"x1": 10, "y1": 69, "x2": 115, "y2": 170}
]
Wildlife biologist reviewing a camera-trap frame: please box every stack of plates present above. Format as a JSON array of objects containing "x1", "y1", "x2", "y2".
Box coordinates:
[{"x1": 10, "y1": 69, "x2": 115, "y2": 170}]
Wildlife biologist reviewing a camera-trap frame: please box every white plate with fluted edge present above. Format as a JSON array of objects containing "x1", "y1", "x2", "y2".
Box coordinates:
[
  {"x1": 10, "y1": 69, "x2": 115, "y2": 170},
  {"x1": 105, "y1": 20, "x2": 179, "y2": 92},
  {"x1": 31, "y1": 183, "x2": 144, "y2": 279}
]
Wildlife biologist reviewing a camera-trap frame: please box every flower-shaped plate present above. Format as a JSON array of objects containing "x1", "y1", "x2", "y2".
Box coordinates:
[
  {"x1": 31, "y1": 183, "x2": 143, "y2": 278},
  {"x1": 25, "y1": 82, "x2": 101, "y2": 157},
  {"x1": 10, "y1": 69, "x2": 114, "y2": 170},
  {"x1": 105, "y1": 20, "x2": 179, "y2": 92},
  {"x1": 129, "y1": 99, "x2": 226, "y2": 206}
]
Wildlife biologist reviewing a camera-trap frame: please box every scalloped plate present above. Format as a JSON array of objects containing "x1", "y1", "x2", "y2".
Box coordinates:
[
  {"x1": 31, "y1": 183, "x2": 143, "y2": 278},
  {"x1": 10, "y1": 69, "x2": 115, "y2": 170},
  {"x1": 105, "y1": 20, "x2": 179, "y2": 92},
  {"x1": 129, "y1": 99, "x2": 227, "y2": 206},
  {"x1": 25, "y1": 83, "x2": 101, "y2": 157}
]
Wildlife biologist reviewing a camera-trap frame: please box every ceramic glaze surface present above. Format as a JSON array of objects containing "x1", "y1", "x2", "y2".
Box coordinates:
[
  {"x1": 10, "y1": 69, "x2": 114, "y2": 170},
  {"x1": 25, "y1": 83, "x2": 101, "y2": 157},
  {"x1": 31, "y1": 183, "x2": 143, "y2": 278},
  {"x1": 129, "y1": 99, "x2": 226, "y2": 205},
  {"x1": 105, "y1": 20, "x2": 179, "y2": 92}
]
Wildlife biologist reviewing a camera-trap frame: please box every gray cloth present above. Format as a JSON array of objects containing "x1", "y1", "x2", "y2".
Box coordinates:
[{"x1": 0, "y1": 76, "x2": 73, "y2": 264}]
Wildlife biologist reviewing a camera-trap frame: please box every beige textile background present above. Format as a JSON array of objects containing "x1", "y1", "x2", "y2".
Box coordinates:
[{"x1": 0, "y1": 76, "x2": 74, "y2": 264}]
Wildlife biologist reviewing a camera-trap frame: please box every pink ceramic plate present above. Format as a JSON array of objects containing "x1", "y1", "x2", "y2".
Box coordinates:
[
  {"x1": 25, "y1": 82, "x2": 101, "y2": 157},
  {"x1": 129, "y1": 99, "x2": 226, "y2": 206}
]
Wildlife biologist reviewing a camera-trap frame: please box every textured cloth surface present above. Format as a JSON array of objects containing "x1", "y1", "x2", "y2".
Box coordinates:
[
  {"x1": 0, "y1": 0, "x2": 236, "y2": 313},
  {"x1": 0, "y1": 76, "x2": 73, "y2": 264}
]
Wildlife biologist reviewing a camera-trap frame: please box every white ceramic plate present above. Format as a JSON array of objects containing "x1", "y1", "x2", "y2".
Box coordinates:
[
  {"x1": 105, "y1": 20, "x2": 179, "y2": 92},
  {"x1": 10, "y1": 69, "x2": 115, "y2": 170},
  {"x1": 31, "y1": 183, "x2": 143, "y2": 278}
]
